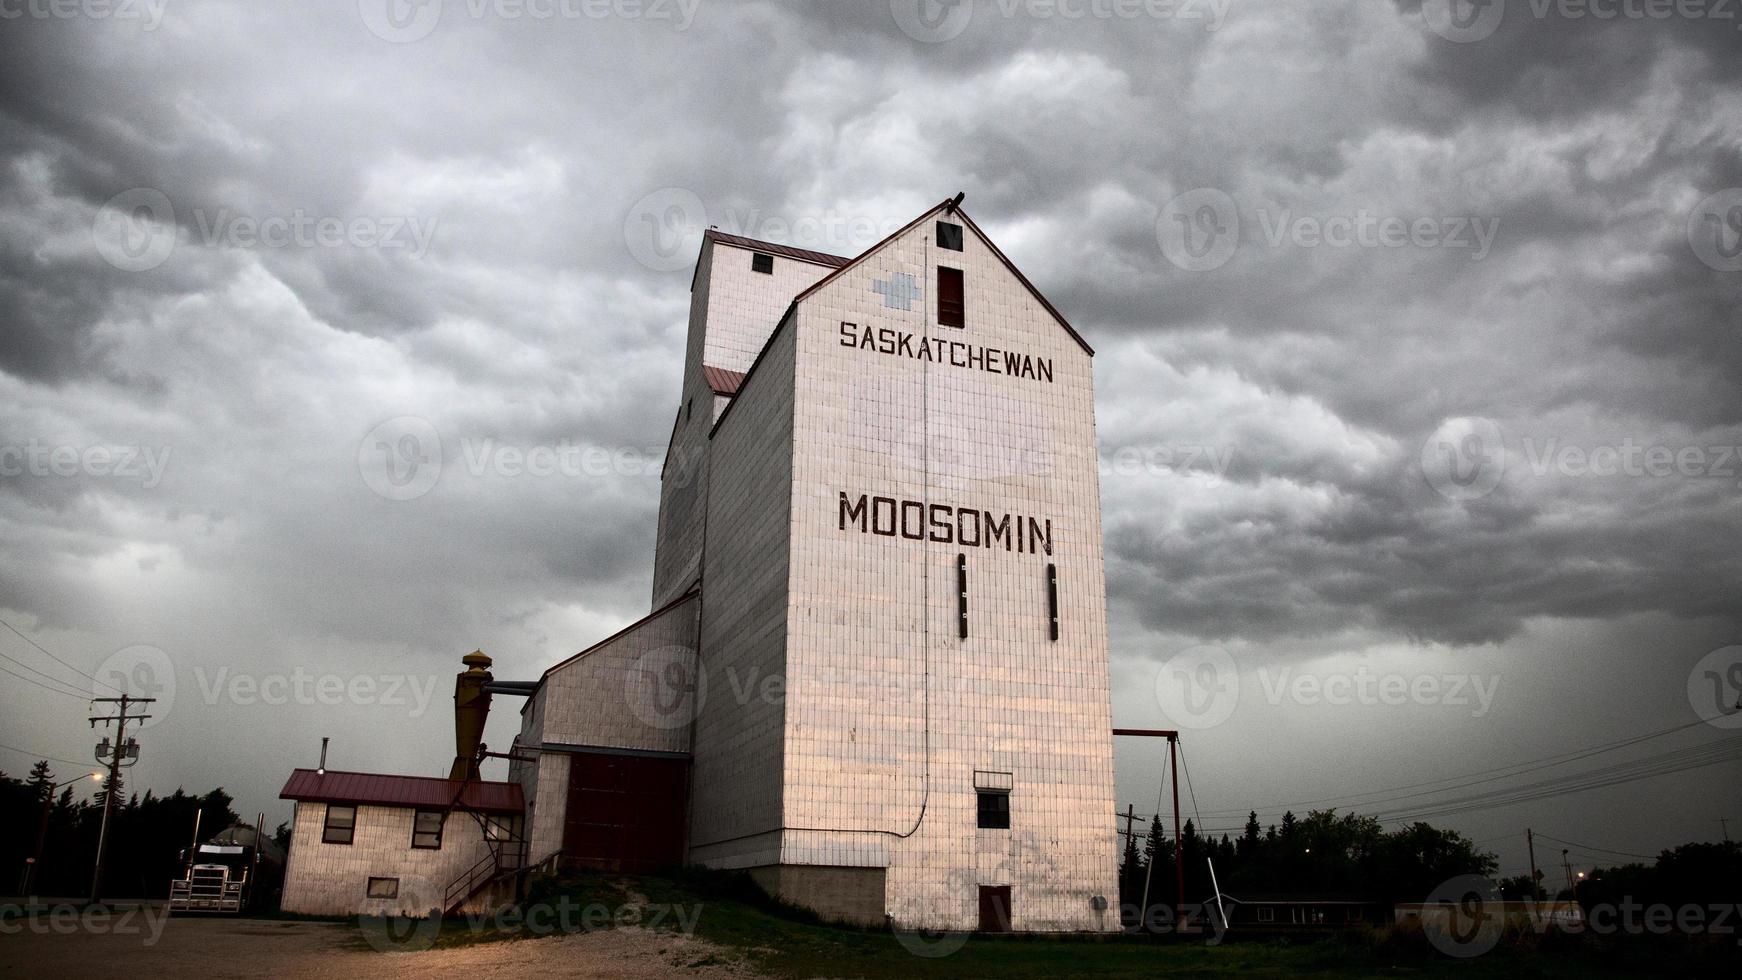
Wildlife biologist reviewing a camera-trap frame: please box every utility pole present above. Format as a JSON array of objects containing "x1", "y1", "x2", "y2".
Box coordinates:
[
  {"x1": 89, "y1": 694, "x2": 152, "y2": 903},
  {"x1": 1720, "y1": 818, "x2": 1731, "y2": 843},
  {"x1": 1526, "y1": 828, "x2": 1542, "y2": 901},
  {"x1": 1112, "y1": 729, "x2": 1183, "y2": 930},
  {"x1": 1118, "y1": 804, "x2": 1137, "y2": 850},
  {"x1": 1560, "y1": 849, "x2": 1576, "y2": 898},
  {"x1": 1170, "y1": 734, "x2": 1183, "y2": 922}
]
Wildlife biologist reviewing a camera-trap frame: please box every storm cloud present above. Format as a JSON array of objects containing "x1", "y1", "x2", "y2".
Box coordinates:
[{"x1": 1, "y1": 0, "x2": 1737, "y2": 876}]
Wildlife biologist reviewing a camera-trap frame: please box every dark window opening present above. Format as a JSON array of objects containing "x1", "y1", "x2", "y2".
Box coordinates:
[
  {"x1": 937, "y1": 221, "x2": 964, "y2": 251},
  {"x1": 366, "y1": 876, "x2": 399, "y2": 899},
  {"x1": 1046, "y1": 563, "x2": 1059, "y2": 642},
  {"x1": 412, "y1": 809, "x2": 444, "y2": 849},
  {"x1": 938, "y1": 266, "x2": 964, "y2": 328},
  {"x1": 686, "y1": 398, "x2": 692, "y2": 421},
  {"x1": 957, "y1": 553, "x2": 969, "y2": 640},
  {"x1": 751, "y1": 251, "x2": 774, "y2": 274},
  {"x1": 322, "y1": 804, "x2": 356, "y2": 845},
  {"x1": 976, "y1": 790, "x2": 1010, "y2": 829}
]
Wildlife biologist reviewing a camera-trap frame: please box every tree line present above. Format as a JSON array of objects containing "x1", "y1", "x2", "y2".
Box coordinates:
[
  {"x1": 1119, "y1": 807, "x2": 1497, "y2": 914},
  {"x1": 1, "y1": 760, "x2": 246, "y2": 898}
]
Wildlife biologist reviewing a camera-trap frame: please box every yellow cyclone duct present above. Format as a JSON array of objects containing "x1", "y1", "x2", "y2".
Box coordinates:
[{"x1": 448, "y1": 650, "x2": 493, "y2": 781}]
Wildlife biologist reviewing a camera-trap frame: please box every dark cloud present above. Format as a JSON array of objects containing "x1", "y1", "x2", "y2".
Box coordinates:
[{"x1": 0, "y1": 0, "x2": 1736, "y2": 875}]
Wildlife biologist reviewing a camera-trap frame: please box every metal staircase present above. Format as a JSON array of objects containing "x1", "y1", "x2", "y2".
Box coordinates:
[
  {"x1": 441, "y1": 814, "x2": 527, "y2": 915},
  {"x1": 437, "y1": 767, "x2": 531, "y2": 916}
]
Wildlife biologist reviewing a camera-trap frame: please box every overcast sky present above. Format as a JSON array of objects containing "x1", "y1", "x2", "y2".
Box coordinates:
[{"x1": 1, "y1": 1, "x2": 1739, "y2": 883}]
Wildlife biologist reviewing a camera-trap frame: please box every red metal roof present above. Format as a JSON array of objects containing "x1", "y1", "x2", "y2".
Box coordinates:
[
  {"x1": 278, "y1": 769, "x2": 523, "y2": 815},
  {"x1": 702, "y1": 364, "x2": 746, "y2": 396},
  {"x1": 703, "y1": 229, "x2": 848, "y2": 268}
]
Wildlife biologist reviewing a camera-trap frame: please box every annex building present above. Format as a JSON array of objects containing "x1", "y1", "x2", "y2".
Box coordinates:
[{"x1": 280, "y1": 197, "x2": 1120, "y2": 932}]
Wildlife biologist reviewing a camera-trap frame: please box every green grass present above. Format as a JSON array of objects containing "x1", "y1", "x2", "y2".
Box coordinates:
[{"x1": 370, "y1": 869, "x2": 1734, "y2": 977}]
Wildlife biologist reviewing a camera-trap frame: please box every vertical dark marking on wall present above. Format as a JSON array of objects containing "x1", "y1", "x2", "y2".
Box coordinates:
[
  {"x1": 1047, "y1": 563, "x2": 1059, "y2": 641},
  {"x1": 957, "y1": 553, "x2": 969, "y2": 640}
]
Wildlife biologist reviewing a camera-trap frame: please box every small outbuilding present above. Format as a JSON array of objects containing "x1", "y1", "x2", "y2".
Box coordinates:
[{"x1": 278, "y1": 768, "x2": 525, "y2": 917}]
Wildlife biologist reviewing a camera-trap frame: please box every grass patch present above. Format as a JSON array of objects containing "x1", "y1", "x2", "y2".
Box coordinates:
[{"x1": 354, "y1": 868, "x2": 1733, "y2": 977}]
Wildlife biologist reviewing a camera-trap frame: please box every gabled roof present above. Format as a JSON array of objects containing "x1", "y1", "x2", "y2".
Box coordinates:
[
  {"x1": 690, "y1": 229, "x2": 848, "y2": 292},
  {"x1": 792, "y1": 197, "x2": 1094, "y2": 356},
  {"x1": 703, "y1": 229, "x2": 849, "y2": 268},
  {"x1": 536, "y1": 589, "x2": 700, "y2": 683},
  {"x1": 702, "y1": 364, "x2": 746, "y2": 396},
  {"x1": 279, "y1": 768, "x2": 524, "y2": 815},
  {"x1": 707, "y1": 195, "x2": 1095, "y2": 442}
]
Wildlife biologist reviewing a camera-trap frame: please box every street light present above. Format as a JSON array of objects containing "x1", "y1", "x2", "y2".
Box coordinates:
[{"x1": 19, "y1": 772, "x2": 104, "y2": 896}]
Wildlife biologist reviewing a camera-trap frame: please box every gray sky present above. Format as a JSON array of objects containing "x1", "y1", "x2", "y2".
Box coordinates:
[{"x1": 1, "y1": 1, "x2": 1738, "y2": 882}]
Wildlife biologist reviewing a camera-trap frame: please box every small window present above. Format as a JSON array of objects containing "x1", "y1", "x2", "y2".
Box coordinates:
[
  {"x1": 937, "y1": 221, "x2": 964, "y2": 251},
  {"x1": 938, "y1": 266, "x2": 964, "y2": 328},
  {"x1": 686, "y1": 398, "x2": 692, "y2": 421},
  {"x1": 322, "y1": 804, "x2": 356, "y2": 845},
  {"x1": 366, "y1": 876, "x2": 399, "y2": 899},
  {"x1": 976, "y1": 790, "x2": 1010, "y2": 829},
  {"x1": 412, "y1": 810, "x2": 444, "y2": 849},
  {"x1": 1257, "y1": 906, "x2": 1274, "y2": 923},
  {"x1": 751, "y1": 252, "x2": 774, "y2": 274}
]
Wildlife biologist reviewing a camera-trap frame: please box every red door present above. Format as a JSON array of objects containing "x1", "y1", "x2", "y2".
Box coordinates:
[
  {"x1": 978, "y1": 885, "x2": 1012, "y2": 933},
  {"x1": 562, "y1": 752, "x2": 688, "y2": 872}
]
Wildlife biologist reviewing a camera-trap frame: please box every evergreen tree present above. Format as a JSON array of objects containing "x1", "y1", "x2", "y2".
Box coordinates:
[{"x1": 27, "y1": 760, "x2": 55, "y2": 802}]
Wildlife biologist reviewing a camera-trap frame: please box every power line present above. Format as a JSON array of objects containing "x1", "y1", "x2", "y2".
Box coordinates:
[
  {"x1": 1370, "y1": 741, "x2": 1742, "y2": 823},
  {"x1": 0, "y1": 739, "x2": 101, "y2": 771},
  {"x1": 0, "y1": 647, "x2": 101, "y2": 697},
  {"x1": 0, "y1": 658, "x2": 97, "y2": 702},
  {"x1": 1191, "y1": 717, "x2": 1714, "y2": 820},
  {"x1": 1527, "y1": 832, "x2": 1660, "y2": 862},
  {"x1": 0, "y1": 616, "x2": 121, "y2": 694}
]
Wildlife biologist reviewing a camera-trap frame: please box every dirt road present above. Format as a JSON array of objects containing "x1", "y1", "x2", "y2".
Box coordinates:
[{"x1": 0, "y1": 914, "x2": 753, "y2": 979}]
